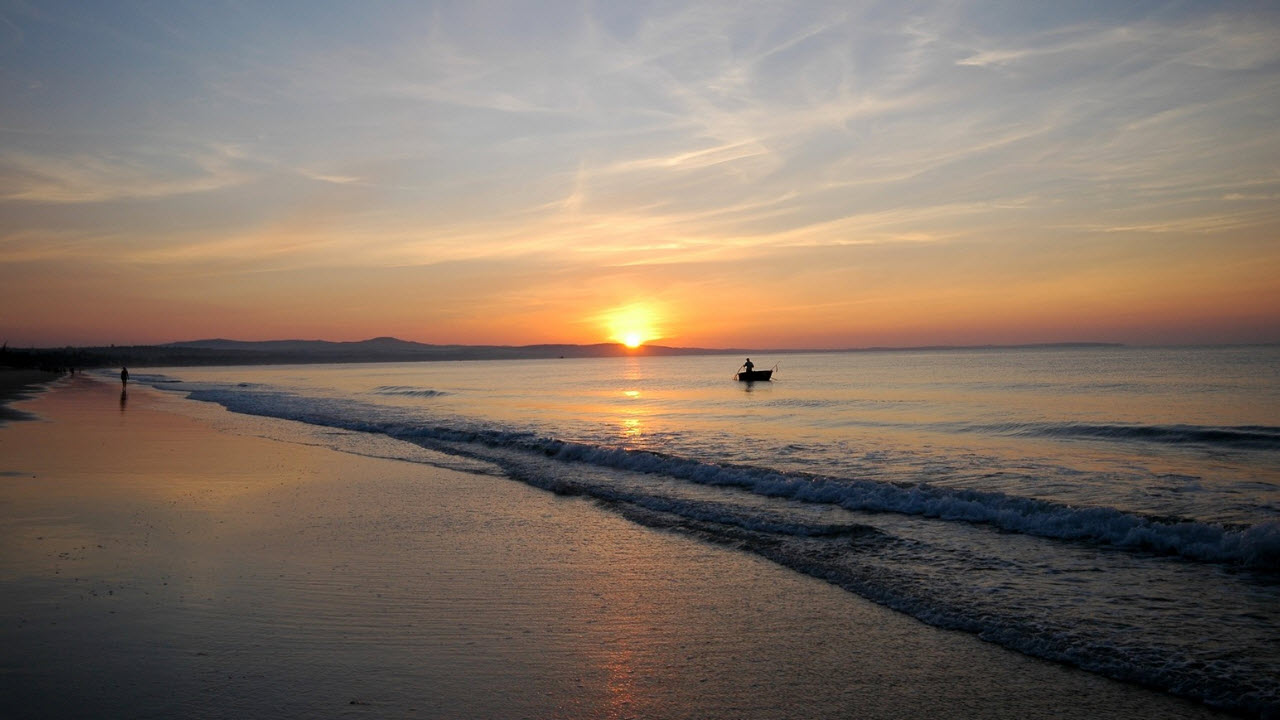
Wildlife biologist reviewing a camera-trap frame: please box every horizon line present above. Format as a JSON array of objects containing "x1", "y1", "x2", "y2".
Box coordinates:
[{"x1": 14, "y1": 335, "x2": 1280, "y2": 354}]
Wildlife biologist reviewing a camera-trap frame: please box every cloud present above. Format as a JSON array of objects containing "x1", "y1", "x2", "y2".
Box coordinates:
[
  {"x1": 0, "y1": 228, "x2": 123, "y2": 263},
  {"x1": 607, "y1": 139, "x2": 772, "y2": 173},
  {"x1": 302, "y1": 171, "x2": 365, "y2": 185},
  {"x1": 955, "y1": 12, "x2": 1280, "y2": 75},
  {"x1": 1084, "y1": 212, "x2": 1277, "y2": 235},
  {"x1": 956, "y1": 47, "x2": 1035, "y2": 68},
  {"x1": 0, "y1": 144, "x2": 257, "y2": 203}
]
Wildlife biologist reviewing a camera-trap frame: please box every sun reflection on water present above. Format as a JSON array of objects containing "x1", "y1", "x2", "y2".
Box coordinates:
[
  {"x1": 603, "y1": 644, "x2": 639, "y2": 720},
  {"x1": 620, "y1": 416, "x2": 643, "y2": 444}
]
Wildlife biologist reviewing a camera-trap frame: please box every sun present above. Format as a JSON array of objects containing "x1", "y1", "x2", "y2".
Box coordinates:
[{"x1": 599, "y1": 302, "x2": 663, "y2": 348}]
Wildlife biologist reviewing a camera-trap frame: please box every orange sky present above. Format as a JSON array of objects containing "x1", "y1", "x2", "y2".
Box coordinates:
[{"x1": 2, "y1": 3, "x2": 1278, "y2": 349}]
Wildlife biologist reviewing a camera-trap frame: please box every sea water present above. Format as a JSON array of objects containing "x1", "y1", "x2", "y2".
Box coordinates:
[{"x1": 133, "y1": 345, "x2": 1280, "y2": 716}]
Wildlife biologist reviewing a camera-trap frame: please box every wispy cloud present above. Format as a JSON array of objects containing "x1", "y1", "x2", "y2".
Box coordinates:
[
  {"x1": 0, "y1": 143, "x2": 257, "y2": 203},
  {"x1": 301, "y1": 171, "x2": 365, "y2": 186}
]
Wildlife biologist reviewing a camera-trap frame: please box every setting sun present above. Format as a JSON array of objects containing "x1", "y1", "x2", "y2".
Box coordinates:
[{"x1": 599, "y1": 303, "x2": 663, "y2": 348}]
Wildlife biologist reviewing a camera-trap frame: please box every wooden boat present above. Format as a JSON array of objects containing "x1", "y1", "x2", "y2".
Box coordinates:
[{"x1": 735, "y1": 369, "x2": 773, "y2": 382}]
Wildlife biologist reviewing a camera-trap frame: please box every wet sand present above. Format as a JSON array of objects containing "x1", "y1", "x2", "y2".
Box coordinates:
[
  {"x1": 0, "y1": 368, "x2": 61, "y2": 424},
  {"x1": 0, "y1": 377, "x2": 1230, "y2": 719}
]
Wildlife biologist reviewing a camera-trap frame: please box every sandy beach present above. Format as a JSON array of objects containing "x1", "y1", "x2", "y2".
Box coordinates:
[
  {"x1": 0, "y1": 376, "x2": 1231, "y2": 719},
  {"x1": 0, "y1": 369, "x2": 60, "y2": 425}
]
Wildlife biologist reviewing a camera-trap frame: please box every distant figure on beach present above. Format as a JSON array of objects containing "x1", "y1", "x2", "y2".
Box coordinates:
[
  {"x1": 742, "y1": 358, "x2": 754, "y2": 373},
  {"x1": 121, "y1": 367, "x2": 129, "y2": 386}
]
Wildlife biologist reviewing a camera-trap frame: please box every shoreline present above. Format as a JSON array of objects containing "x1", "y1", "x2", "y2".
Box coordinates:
[
  {"x1": 0, "y1": 368, "x2": 63, "y2": 424},
  {"x1": 0, "y1": 377, "x2": 1234, "y2": 719}
]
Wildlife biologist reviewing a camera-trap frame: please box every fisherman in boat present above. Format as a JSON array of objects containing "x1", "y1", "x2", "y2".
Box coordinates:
[{"x1": 743, "y1": 358, "x2": 754, "y2": 373}]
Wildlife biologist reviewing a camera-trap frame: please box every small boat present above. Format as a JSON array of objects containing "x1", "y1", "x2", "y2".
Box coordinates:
[{"x1": 735, "y1": 369, "x2": 773, "y2": 382}]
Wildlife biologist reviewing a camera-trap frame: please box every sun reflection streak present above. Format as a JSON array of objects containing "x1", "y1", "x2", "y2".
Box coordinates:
[
  {"x1": 614, "y1": 358, "x2": 653, "y2": 447},
  {"x1": 620, "y1": 417, "x2": 643, "y2": 445},
  {"x1": 618, "y1": 388, "x2": 648, "y2": 447},
  {"x1": 621, "y1": 357, "x2": 645, "y2": 383},
  {"x1": 603, "y1": 644, "x2": 639, "y2": 720}
]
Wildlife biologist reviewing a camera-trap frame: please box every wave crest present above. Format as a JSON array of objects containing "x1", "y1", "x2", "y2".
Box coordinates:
[
  {"x1": 372, "y1": 385, "x2": 449, "y2": 398},
  {"x1": 980, "y1": 421, "x2": 1280, "y2": 449}
]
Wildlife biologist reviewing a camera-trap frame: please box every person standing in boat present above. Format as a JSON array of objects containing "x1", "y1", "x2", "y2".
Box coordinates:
[{"x1": 742, "y1": 358, "x2": 754, "y2": 374}]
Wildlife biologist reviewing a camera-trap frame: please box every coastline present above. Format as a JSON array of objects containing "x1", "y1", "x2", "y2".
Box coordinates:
[
  {"x1": 0, "y1": 368, "x2": 62, "y2": 424},
  {"x1": 0, "y1": 377, "x2": 1233, "y2": 719},
  {"x1": 0, "y1": 339, "x2": 1135, "y2": 371}
]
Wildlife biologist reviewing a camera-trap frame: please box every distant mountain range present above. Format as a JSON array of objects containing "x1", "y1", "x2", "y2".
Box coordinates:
[
  {"x1": 3, "y1": 337, "x2": 1124, "y2": 370},
  {"x1": 155, "y1": 336, "x2": 738, "y2": 364}
]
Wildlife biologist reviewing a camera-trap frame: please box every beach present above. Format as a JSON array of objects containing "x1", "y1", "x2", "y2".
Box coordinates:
[
  {"x1": 0, "y1": 375, "x2": 1236, "y2": 719},
  {"x1": 0, "y1": 369, "x2": 60, "y2": 425}
]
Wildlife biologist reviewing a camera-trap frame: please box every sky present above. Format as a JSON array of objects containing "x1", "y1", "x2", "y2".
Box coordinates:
[{"x1": 1, "y1": 0, "x2": 1278, "y2": 349}]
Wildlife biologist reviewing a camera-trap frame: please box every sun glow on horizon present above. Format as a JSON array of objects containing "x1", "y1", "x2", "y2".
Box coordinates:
[{"x1": 600, "y1": 303, "x2": 663, "y2": 348}]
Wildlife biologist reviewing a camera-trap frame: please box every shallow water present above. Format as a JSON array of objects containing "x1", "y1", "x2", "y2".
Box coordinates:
[
  {"x1": 3, "y1": 379, "x2": 1232, "y2": 720},
  {"x1": 136, "y1": 345, "x2": 1280, "y2": 716}
]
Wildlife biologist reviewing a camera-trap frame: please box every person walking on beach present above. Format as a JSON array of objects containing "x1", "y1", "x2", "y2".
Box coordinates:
[{"x1": 120, "y1": 367, "x2": 129, "y2": 386}]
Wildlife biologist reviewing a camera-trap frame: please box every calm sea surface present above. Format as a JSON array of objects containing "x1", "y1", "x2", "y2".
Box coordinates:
[{"x1": 138, "y1": 345, "x2": 1279, "y2": 716}]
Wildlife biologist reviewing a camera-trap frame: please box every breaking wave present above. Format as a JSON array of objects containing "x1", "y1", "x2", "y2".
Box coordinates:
[
  {"x1": 974, "y1": 421, "x2": 1280, "y2": 450},
  {"x1": 371, "y1": 385, "x2": 449, "y2": 398}
]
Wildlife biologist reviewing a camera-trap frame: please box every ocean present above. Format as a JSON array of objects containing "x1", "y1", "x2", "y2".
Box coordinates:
[{"x1": 132, "y1": 345, "x2": 1279, "y2": 716}]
